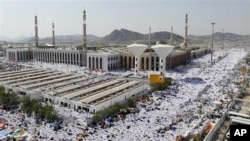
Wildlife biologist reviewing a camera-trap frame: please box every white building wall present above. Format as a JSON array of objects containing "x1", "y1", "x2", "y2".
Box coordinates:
[
  {"x1": 87, "y1": 53, "x2": 119, "y2": 71},
  {"x1": 102, "y1": 56, "x2": 108, "y2": 71},
  {"x1": 32, "y1": 48, "x2": 82, "y2": 65},
  {"x1": 89, "y1": 84, "x2": 146, "y2": 113},
  {"x1": 5, "y1": 48, "x2": 31, "y2": 62}
]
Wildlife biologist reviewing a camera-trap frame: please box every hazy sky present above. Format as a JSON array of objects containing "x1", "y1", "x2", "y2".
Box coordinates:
[{"x1": 0, "y1": 0, "x2": 250, "y2": 38}]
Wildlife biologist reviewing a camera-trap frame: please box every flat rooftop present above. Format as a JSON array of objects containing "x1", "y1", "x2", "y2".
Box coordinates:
[{"x1": 0, "y1": 69, "x2": 145, "y2": 111}]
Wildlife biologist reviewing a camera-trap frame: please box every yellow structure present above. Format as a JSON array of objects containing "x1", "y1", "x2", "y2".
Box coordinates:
[
  {"x1": 150, "y1": 74, "x2": 165, "y2": 83},
  {"x1": 241, "y1": 66, "x2": 247, "y2": 75}
]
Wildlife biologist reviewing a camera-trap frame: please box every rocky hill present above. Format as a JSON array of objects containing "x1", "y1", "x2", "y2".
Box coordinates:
[
  {"x1": 101, "y1": 29, "x2": 144, "y2": 44},
  {"x1": 20, "y1": 34, "x2": 101, "y2": 44},
  {"x1": 100, "y1": 28, "x2": 183, "y2": 44},
  {"x1": 188, "y1": 32, "x2": 250, "y2": 46},
  {"x1": 189, "y1": 32, "x2": 250, "y2": 42},
  {"x1": 2, "y1": 29, "x2": 249, "y2": 46},
  {"x1": 12, "y1": 28, "x2": 183, "y2": 45}
]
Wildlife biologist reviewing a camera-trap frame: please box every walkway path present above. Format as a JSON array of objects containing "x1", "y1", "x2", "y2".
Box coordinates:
[{"x1": 213, "y1": 119, "x2": 230, "y2": 141}]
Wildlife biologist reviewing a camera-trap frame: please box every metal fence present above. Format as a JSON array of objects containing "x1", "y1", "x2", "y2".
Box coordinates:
[{"x1": 203, "y1": 100, "x2": 235, "y2": 141}]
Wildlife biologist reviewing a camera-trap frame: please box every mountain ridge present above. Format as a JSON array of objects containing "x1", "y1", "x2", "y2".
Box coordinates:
[
  {"x1": 101, "y1": 28, "x2": 184, "y2": 44},
  {"x1": 1, "y1": 29, "x2": 249, "y2": 44}
]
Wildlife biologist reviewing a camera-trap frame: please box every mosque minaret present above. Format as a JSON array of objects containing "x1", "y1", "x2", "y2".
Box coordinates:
[
  {"x1": 35, "y1": 16, "x2": 39, "y2": 47},
  {"x1": 149, "y1": 27, "x2": 151, "y2": 47},
  {"x1": 82, "y1": 9, "x2": 87, "y2": 66},
  {"x1": 184, "y1": 13, "x2": 188, "y2": 48},
  {"x1": 52, "y1": 23, "x2": 55, "y2": 46},
  {"x1": 180, "y1": 13, "x2": 188, "y2": 49},
  {"x1": 170, "y1": 26, "x2": 173, "y2": 45}
]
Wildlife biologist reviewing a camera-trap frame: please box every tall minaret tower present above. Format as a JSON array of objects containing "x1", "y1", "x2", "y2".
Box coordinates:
[
  {"x1": 35, "y1": 15, "x2": 39, "y2": 47},
  {"x1": 169, "y1": 26, "x2": 173, "y2": 45},
  {"x1": 184, "y1": 13, "x2": 188, "y2": 48},
  {"x1": 82, "y1": 9, "x2": 87, "y2": 66},
  {"x1": 52, "y1": 23, "x2": 55, "y2": 46},
  {"x1": 149, "y1": 27, "x2": 151, "y2": 47}
]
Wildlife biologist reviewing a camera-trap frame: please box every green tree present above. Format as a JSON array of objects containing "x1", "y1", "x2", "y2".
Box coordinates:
[
  {"x1": 7, "y1": 92, "x2": 20, "y2": 108},
  {"x1": 91, "y1": 96, "x2": 141, "y2": 123},
  {"x1": 92, "y1": 114, "x2": 101, "y2": 124},
  {"x1": 31, "y1": 99, "x2": 42, "y2": 117},
  {"x1": 21, "y1": 96, "x2": 33, "y2": 114},
  {"x1": 126, "y1": 98, "x2": 136, "y2": 107},
  {"x1": 0, "y1": 87, "x2": 20, "y2": 110},
  {"x1": 43, "y1": 105, "x2": 58, "y2": 122},
  {"x1": 0, "y1": 86, "x2": 4, "y2": 94}
]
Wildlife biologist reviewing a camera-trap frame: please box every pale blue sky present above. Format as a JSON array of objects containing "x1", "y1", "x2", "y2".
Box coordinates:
[{"x1": 0, "y1": 0, "x2": 250, "y2": 38}]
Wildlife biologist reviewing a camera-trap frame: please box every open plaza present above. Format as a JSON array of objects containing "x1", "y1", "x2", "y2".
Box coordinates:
[{"x1": 0, "y1": 46, "x2": 249, "y2": 141}]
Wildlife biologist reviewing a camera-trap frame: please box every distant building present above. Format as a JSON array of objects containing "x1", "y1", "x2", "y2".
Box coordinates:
[
  {"x1": 4, "y1": 11, "x2": 209, "y2": 72},
  {"x1": 4, "y1": 46, "x2": 208, "y2": 71}
]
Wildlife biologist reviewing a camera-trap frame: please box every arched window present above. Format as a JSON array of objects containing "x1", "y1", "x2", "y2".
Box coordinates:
[
  {"x1": 100, "y1": 58, "x2": 102, "y2": 69},
  {"x1": 69, "y1": 53, "x2": 71, "y2": 63},
  {"x1": 17, "y1": 52, "x2": 20, "y2": 61},
  {"x1": 124, "y1": 56, "x2": 127, "y2": 69},
  {"x1": 132, "y1": 57, "x2": 135, "y2": 68},
  {"x1": 120, "y1": 56, "x2": 123, "y2": 68},
  {"x1": 89, "y1": 56, "x2": 91, "y2": 68},
  {"x1": 129, "y1": 57, "x2": 131, "y2": 69},
  {"x1": 92, "y1": 57, "x2": 95, "y2": 69},
  {"x1": 146, "y1": 57, "x2": 149, "y2": 70},
  {"x1": 151, "y1": 56, "x2": 154, "y2": 70},
  {"x1": 96, "y1": 57, "x2": 99, "y2": 69},
  {"x1": 156, "y1": 56, "x2": 159, "y2": 71},
  {"x1": 71, "y1": 53, "x2": 73, "y2": 63},
  {"x1": 141, "y1": 57, "x2": 144, "y2": 70}
]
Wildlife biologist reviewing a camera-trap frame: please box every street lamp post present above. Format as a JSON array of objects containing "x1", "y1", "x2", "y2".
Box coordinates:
[
  {"x1": 211, "y1": 22, "x2": 215, "y2": 66},
  {"x1": 222, "y1": 29, "x2": 224, "y2": 49}
]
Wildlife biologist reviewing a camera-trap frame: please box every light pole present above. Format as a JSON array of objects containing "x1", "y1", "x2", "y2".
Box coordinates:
[
  {"x1": 222, "y1": 29, "x2": 224, "y2": 49},
  {"x1": 211, "y1": 22, "x2": 215, "y2": 66}
]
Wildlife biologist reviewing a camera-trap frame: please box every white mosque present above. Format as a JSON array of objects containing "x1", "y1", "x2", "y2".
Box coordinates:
[{"x1": 4, "y1": 10, "x2": 209, "y2": 73}]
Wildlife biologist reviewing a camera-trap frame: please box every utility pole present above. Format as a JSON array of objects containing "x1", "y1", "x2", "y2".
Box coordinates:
[{"x1": 211, "y1": 22, "x2": 215, "y2": 66}]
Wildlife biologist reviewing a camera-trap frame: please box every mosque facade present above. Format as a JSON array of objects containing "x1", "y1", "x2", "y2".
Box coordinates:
[{"x1": 4, "y1": 11, "x2": 209, "y2": 72}]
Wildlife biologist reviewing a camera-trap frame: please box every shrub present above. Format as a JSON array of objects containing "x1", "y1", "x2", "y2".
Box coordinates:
[
  {"x1": 150, "y1": 77, "x2": 173, "y2": 91},
  {"x1": 91, "y1": 96, "x2": 140, "y2": 123}
]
